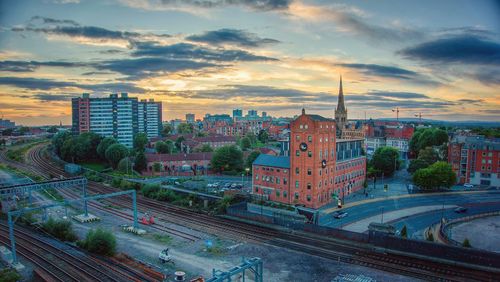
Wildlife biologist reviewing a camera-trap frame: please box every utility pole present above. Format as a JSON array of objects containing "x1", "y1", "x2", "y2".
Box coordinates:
[{"x1": 414, "y1": 112, "x2": 422, "y2": 123}]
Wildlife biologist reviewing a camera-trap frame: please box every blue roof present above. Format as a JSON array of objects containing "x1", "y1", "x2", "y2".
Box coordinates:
[{"x1": 253, "y1": 154, "x2": 290, "y2": 169}]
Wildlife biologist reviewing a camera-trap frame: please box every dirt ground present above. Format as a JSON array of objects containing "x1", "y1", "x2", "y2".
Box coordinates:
[{"x1": 450, "y1": 215, "x2": 500, "y2": 252}]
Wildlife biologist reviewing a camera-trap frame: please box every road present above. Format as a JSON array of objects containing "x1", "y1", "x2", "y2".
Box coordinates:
[{"x1": 319, "y1": 191, "x2": 500, "y2": 231}]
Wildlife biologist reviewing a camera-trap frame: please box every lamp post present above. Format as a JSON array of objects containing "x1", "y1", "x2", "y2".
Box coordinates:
[{"x1": 245, "y1": 167, "x2": 250, "y2": 188}]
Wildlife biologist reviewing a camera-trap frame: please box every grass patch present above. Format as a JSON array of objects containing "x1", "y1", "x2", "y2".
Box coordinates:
[
  {"x1": 80, "y1": 162, "x2": 108, "y2": 172},
  {"x1": 5, "y1": 140, "x2": 47, "y2": 162},
  {"x1": 152, "y1": 233, "x2": 173, "y2": 245},
  {"x1": 0, "y1": 267, "x2": 22, "y2": 282},
  {"x1": 42, "y1": 217, "x2": 78, "y2": 242},
  {"x1": 205, "y1": 239, "x2": 226, "y2": 256},
  {"x1": 0, "y1": 163, "x2": 44, "y2": 182}
]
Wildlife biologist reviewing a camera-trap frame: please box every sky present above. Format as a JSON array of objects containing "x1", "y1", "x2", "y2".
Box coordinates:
[{"x1": 0, "y1": 0, "x2": 499, "y2": 126}]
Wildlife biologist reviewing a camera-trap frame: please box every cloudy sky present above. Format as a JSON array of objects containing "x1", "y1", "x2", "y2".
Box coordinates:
[{"x1": 0, "y1": 0, "x2": 499, "y2": 125}]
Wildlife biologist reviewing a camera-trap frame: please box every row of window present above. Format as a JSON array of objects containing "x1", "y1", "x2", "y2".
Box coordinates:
[
  {"x1": 254, "y1": 167, "x2": 288, "y2": 174},
  {"x1": 254, "y1": 174, "x2": 288, "y2": 185},
  {"x1": 295, "y1": 135, "x2": 335, "y2": 142},
  {"x1": 298, "y1": 124, "x2": 335, "y2": 130}
]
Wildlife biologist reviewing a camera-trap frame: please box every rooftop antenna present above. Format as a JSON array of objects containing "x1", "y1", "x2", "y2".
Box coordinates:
[{"x1": 392, "y1": 107, "x2": 400, "y2": 122}]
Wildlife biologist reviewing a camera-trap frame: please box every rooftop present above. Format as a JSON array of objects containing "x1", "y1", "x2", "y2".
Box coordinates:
[{"x1": 252, "y1": 154, "x2": 290, "y2": 169}]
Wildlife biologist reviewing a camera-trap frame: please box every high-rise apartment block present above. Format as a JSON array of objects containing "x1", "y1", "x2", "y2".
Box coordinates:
[{"x1": 72, "y1": 93, "x2": 162, "y2": 147}]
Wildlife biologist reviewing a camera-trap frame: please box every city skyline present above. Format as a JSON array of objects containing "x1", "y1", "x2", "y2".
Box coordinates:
[{"x1": 1, "y1": 0, "x2": 500, "y2": 126}]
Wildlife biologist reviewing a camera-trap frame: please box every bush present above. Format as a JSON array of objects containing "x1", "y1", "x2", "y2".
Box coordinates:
[
  {"x1": 462, "y1": 238, "x2": 471, "y2": 248},
  {"x1": 0, "y1": 268, "x2": 22, "y2": 282},
  {"x1": 119, "y1": 180, "x2": 135, "y2": 190},
  {"x1": 78, "y1": 228, "x2": 116, "y2": 256},
  {"x1": 42, "y1": 218, "x2": 78, "y2": 242},
  {"x1": 142, "y1": 184, "x2": 160, "y2": 198},
  {"x1": 117, "y1": 157, "x2": 133, "y2": 174},
  {"x1": 111, "y1": 178, "x2": 121, "y2": 188}
]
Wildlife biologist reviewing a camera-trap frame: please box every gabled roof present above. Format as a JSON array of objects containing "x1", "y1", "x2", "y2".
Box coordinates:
[{"x1": 252, "y1": 154, "x2": 290, "y2": 168}]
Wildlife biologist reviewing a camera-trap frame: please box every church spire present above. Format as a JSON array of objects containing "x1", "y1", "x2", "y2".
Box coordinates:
[{"x1": 336, "y1": 75, "x2": 346, "y2": 112}]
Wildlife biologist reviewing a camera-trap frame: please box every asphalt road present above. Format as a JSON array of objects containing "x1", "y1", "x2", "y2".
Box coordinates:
[{"x1": 319, "y1": 191, "x2": 500, "y2": 230}]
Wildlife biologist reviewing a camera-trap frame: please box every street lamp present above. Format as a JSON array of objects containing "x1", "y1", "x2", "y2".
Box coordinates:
[{"x1": 245, "y1": 167, "x2": 250, "y2": 188}]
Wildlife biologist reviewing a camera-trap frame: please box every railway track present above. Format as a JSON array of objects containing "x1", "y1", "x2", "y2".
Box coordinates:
[
  {"x1": 0, "y1": 222, "x2": 154, "y2": 282},
  {"x1": 3, "y1": 144, "x2": 498, "y2": 281}
]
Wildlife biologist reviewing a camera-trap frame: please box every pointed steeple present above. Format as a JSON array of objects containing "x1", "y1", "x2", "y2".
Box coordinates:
[{"x1": 336, "y1": 75, "x2": 346, "y2": 112}]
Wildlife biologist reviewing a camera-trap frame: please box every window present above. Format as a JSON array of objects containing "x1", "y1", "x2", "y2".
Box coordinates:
[
  {"x1": 305, "y1": 124, "x2": 308, "y2": 129},
  {"x1": 319, "y1": 169, "x2": 322, "y2": 176},
  {"x1": 276, "y1": 178, "x2": 280, "y2": 184},
  {"x1": 320, "y1": 138, "x2": 322, "y2": 142},
  {"x1": 306, "y1": 195, "x2": 311, "y2": 202},
  {"x1": 319, "y1": 150, "x2": 322, "y2": 158},
  {"x1": 255, "y1": 187, "x2": 259, "y2": 192},
  {"x1": 283, "y1": 169, "x2": 288, "y2": 174},
  {"x1": 296, "y1": 150, "x2": 300, "y2": 156},
  {"x1": 276, "y1": 190, "x2": 280, "y2": 197},
  {"x1": 308, "y1": 136, "x2": 312, "y2": 142},
  {"x1": 296, "y1": 135, "x2": 300, "y2": 140},
  {"x1": 296, "y1": 167, "x2": 300, "y2": 174},
  {"x1": 300, "y1": 124, "x2": 304, "y2": 129},
  {"x1": 255, "y1": 175, "x2": 259, "y2": 180},
  {"x1": 295, "y1": 181, "x2": 299, "y2": 188},
  {"x1": 308, "y1": 151, "x2": 312, "y2": 157},
  {"x1": 283, "y1": 178, "x2": 287, "y2": 185},
  {"x1": 294, "y1": 193, "x2": 299, "y2": 200},
  {"x1": 307, "y1": 168, "x2": 312, "y2": 175},
  {"x1": 283, "y1": 191, "x2": 287, "y2": 198},
  {"x1": 307, "y1": 183, "x2": 312, "y2": 189}
]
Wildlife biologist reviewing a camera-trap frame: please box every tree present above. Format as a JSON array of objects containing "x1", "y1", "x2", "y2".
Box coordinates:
[
  {"x1": 400, "y1": 225, "x2": 407, "y2": 238},
  {"x1": 0, "y1": 268, "x2": 22, "y2": 282},
  {"x1": 258, "y1": 130, "x2": 269, "y2": 144},
  {"x1": 371, "y1": 146, "x2": 400, "y2": 176},
  {"x1": 117, "y1": 157, "x2": 133, "y2": 174},
  {"x1": 42, "y1": 218, "x2": 78, "y2": 242},
  {"x1": 134, "y1": 151, "x2": 147, "y2": 172},
  {"x1": 133, "y1": 133, "x2": 148, "y2": 152},
  {"x1": 153, "y1": 162, "x2": 162, "y2": 172},
  {"x1": 175, "y1": 136, "x2": 185, "y2": 151},
  {"x1": 161, "y1": 124, "x2": 173, "y2": 136},
  {"x1": 60, "y1": 137, "x2": 76, "y2": 162},
  {"x1": 194, "y1": 144, "x2": 213, "y2": 152},
  {"x1": 73, "y1": 132, "x2": 102, "y2": 162},
  {"x1": 245, "y1": 132, "x2": 257, "y2": 144},
  {"x1": 47, "y1": 126, "x2": 58, "y2": 133},
  {"x1": 105, "y1": 143, "x2": 129, "y2": 169},
  {"x1": 413, "y1": 161, "x2": 456, "y2": 191},
  {"x1": 409, "y1": 128, "x2": 448, "y2": 157},
  {"x1": 408, "y1": 159, "x2": 429, "y2": 174},
  {"x1": 211, "y1": 145, "x2": 244, "y2": 173},
  {"x1": 1, "y1": 128, "x2": 13, "y2": 136},
  {"x1": 52, "y1": 131, "x2": 72, "y2": 155},
  {"x1": 418, "y1": 147, "x2": 439, "y2": 164},
  {"x1": 19, "y1": 126, "x2": 30, "y2": 135},
  {"x1": 155, "y1": 141, "x2": 172, "y2": 154},
  {"x1": 177, "y1": 123, "x2": 194, "y2": 134},
  {"x1": 462, "y1": 238, "x2": 471, "y2": 248},
  {"x1": 97, "y1": 137, "x2": 117, "y2": 160},
  {"x1": 79, "y1": 228, "x2": 116, "y2": 256},
  {"x1": 240, "y1": 137, "x2": 251, "y2": 151},
  {"x1": 245, "y1": 151, "x2": 260, "y2": 170}
]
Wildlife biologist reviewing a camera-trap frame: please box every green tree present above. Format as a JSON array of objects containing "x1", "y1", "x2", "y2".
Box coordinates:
[
  {"x1": 177, "y1": 123, "x2": 194, "y2": 134},
  {"x1": 257, "y1": 130, "x2": 269, "y2": 144},
  {"x1": 79, "y1": 228, "x2": 116, "y2": 256},
  {"x1": 155, "y1": 141, "x2": 172, "y2": 154},
  {"x1": 245, "y1": 151, "x2": 261, "y2": 170},
  {"x1": 60, "y1": 136, "x2": 76, "y2": 162},
  {"x1": 240, "y1": 137, "x2": 251, "y2": 151},
  {"x1": 52, "y1": 131, "x2": 72, "y2": 155},
  {"x1": 97, "y1": 137, "x2": 117, "y2": 160},
  {"x1": 194, "y1": 144, "x2": 213, "y2": 152},
  {"x1": 418, "y1": 146, "x2": 439, "y2": 164},
  {"x1": 400, "y1": 225, "x2": 407, "y2": 238},
  {"x1": 47, "y1": 126, "x2": 58, "y2": 133},
  {"x1": 73, "y1": 132, "x2": 102, "y2": 161},
  {"x1": 462, "y1": 238, "x2": 471, "y2": 248},
  {"x1": 42, "y1": 218, "x2": 78, "y2": 242},
  {"x1": 245, "y1": 132, "x2": 257, "y2": 144},
  {"x1": 0, "y1": 268, "x2": 22, "y2": 282},
  {"x1": 134, "y1": 151, "x2": 147, "y2": 172},
  {"x1": 153, "y1": 162, "x2": 162, "y2": 172},
  {"x1": 408, "y1": 159, "x2": 429, "y2": 174},
  {"x1": 413, "y1": 161, "x2": 456, "y2": 190},
  {"x1": 133, "y1": 133, "x2": 148, "y2": 152},
  {"x1": 371, "y1": 146, "x2": 400, "y2": 176},
  {"x1": 117, "y1": 157, "x2": 133, "y2": 173},
  {"x1": 161, "y1": 123, "x2": 173, "y2": 136},
  {"x1": 175, "y1": 136, "x2": 185, "y2": 152},
  {"x1": 105, "y1": 143, "x2": 129, "y2": 169},
  {"x1": 211, "y1": 145, "x2": 244, "y2": 173},
  {"x1": 19, "y1": 126, "x2": 30, "y2": 135},
  {"x1": 409, "y1": 128, "x2": 448, "y2": 157}
]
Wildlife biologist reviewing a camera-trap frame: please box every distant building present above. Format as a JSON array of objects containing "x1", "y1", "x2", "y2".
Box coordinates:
[
  {"x1": 72, "y1": 93, "x2": 162, "y2": 147},
  {"x1": 262, "y1": 112, "x2": 267, "y2": 118},
  {"x1": 232, "y1": 109, "x2": 243, "y2": 120},
  {"x1": 252, "y1": 155, "x2": 291, "y2": 204},
  {"x1": 334, "y1": 76, "x2": 364, "y2": 141},
  {"x1": 247, "y1": 110, "x2": 258, "y2": 117},
  {"x1": 145, "y1": 152, "x2": 213, "y2": 176},
  {"x1": 186, "y1": 113, "x2": 195, "y2": 124},
  {"x1": 448, "y1": 135, "x2": 499, "y2": 187},
  {"x1": 0, "y1": 119, "x2": 15, "y2": 129}
]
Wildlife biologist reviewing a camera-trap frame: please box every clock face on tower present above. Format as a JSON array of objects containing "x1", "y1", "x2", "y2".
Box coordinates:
[
  {"x1": 300, "y1": 142, "x2": 308, "y2": 151},
  {"x1": 321, "y1": 159, "x2": 327, "y2": 168}
]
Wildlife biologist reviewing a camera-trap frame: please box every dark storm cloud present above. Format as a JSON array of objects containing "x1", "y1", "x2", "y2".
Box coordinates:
[
  {"x1": 398, "y1": 35, "x2": 500, "y2": 65},
  {"x1": 95, "y1": 56, "x2": 217, "y2": 79},
  {"x1": 0, "y1": 76, "x2": 145, "y2": 93},
  {"x1": 186, "y1": 28, "x2": 280, "y2": 47},
  {"x1": 156, "y1": 0, "x2": 291, "y2": 11},
  {"x1": 0, "y1": 60, "x2": 87, "y2": 72},
  {"x1": 339, "y1": 63, "x2": 419, "y2": 79},
  {"x1": 12, "y1": 16, "x2": 170, "y2": 42},
  {"x1": 131, "y1": 42, "x2": 278, "y2": 61}
]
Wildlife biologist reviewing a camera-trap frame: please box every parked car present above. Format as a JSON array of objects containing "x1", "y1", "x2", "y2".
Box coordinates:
[
  {"x1": 454, "y1": 207, "x2": 468, "y2": 213},
  {"x1": 230, "y1": 183, "x2": 237, "y2": 188},
  {"x1": 463, "y1": 183, "x2": 474, "y2": 188},
  {"x1": 224, "y1": 183, "x2": 232, "y2": 188},
  {"x1": 333, "y1": 211, "x2": 348, "y2": 219}
]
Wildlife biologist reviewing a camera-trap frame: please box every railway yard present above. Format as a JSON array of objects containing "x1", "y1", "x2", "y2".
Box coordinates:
[{"x1": 1, "y1": 143, "x2": 499, "y2": 281}]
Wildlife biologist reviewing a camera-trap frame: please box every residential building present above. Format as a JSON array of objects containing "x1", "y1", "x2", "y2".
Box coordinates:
[
  {"x1": 448, "y1": 135, "x2": 499, "y2": 187},
  {"x1": 365, "y1": 137, "x2": 387, "y2": 157},
  {"x1": 72, "y1": 93, "x2": 162, "y2": 147},
  {"x1": 186, "y1": 113, "x2": 195, "y2": 124},
  {"x1": 247, "y1": 110, "x2": 258, "y2": 117},
  {"x1": 232, "y1": 109, "x2": 243, "y2": 120},
  {"x1": 0, "y1": 119, "x2": 15, "y2": 129},
  {"x1": 252, "y1": 155, "x2": 290, "y2": 203},
  {"x1": 145, "y1": 152, "x2": 212, "y2": 176}
]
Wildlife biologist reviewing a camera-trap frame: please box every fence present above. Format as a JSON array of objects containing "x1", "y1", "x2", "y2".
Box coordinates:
[
  {"x1": 439, "y1": 211, "x2": 500, "y2": 247},
  {"x1": 227, "y1": 202, "x2": 500, "y2": 269}
]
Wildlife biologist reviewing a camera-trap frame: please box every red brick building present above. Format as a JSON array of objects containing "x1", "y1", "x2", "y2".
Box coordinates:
[
  {"x1": 252, "y1": 155, "x2": 290, "y2": 203},
  {"x1": 448, "y1": 135, "x2": 499, "y2": 186},
  {"x1": 252, "y1": 109, "x2": 366, "y2": 209},
  {"x1": 145, "y1": 152, "x2": 212, "y2": 176}
]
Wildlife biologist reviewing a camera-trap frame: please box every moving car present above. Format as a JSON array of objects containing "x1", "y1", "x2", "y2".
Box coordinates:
[
  {"x1": 463, "y1": 183, "x2": 474, "y2": 188},
  {"x1": 454, "y1": 207, "x2": 467, "y2": 213},
  {"x1": 333, "y1": 211, "x2": 348, "y2": 219}
]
